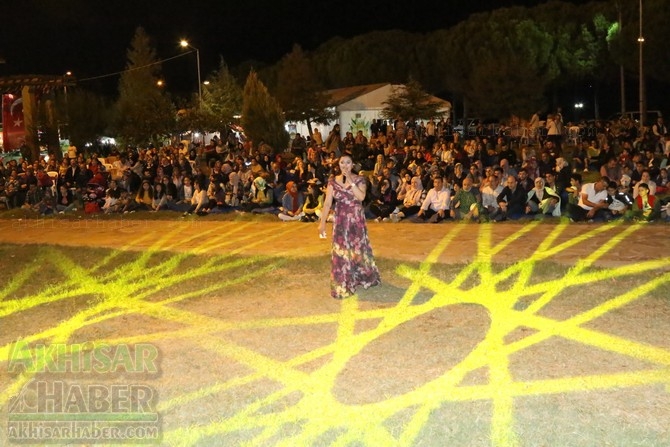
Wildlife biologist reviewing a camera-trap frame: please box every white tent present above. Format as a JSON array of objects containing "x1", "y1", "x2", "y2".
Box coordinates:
[{"x1": 286, "y1": 83, "x2": 451, "y2": 141}]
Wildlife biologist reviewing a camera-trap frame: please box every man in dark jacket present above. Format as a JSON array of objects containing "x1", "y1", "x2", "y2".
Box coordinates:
[{"x1": 494, "y1": 175, "x2": 527, "y2": 220}]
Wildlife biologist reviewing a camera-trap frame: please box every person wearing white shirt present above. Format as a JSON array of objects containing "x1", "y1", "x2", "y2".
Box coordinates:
[
  {"x1": 480, "y1": 174, "x2": 504, "y2": 215},
  {"x1": 569, "y1": 177, "x2": 609, "y2": 221},
  {"x1": 414, "y1": 176, "x2": 451, "y2": 223}
]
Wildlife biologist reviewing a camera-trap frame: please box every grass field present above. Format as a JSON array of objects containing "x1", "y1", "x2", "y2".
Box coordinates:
[{"x1": 0, "y1": 218, "x2": 670, "y2": 446}]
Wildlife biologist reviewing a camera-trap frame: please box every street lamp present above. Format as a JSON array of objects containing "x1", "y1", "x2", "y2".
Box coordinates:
[
  {"x1": 638, "y1": 0, "x2": 646, "y2": 126},
  {"x1": 180, "y1": 39, "x2": 202, "y2": 109},
  {"x1": 574, "y1": 102, "x2": 584, "y2": 122},
  {"x1": 63, "y1": 71, "x2": 73, "y2": 139}
]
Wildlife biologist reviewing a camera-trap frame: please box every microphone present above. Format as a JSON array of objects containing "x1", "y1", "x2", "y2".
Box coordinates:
[{"x1": 342, "y1": 175, "x2": 346, "y2": 184}]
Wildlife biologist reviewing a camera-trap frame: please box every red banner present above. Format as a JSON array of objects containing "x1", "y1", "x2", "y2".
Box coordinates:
[{"x1": 2, "y1": 93, "x2": 26, "y2": 151}]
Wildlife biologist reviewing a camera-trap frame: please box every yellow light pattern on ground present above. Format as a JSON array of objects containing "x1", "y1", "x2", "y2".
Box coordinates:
[{"x1": 1, "y1": 221, "x2": 670, "y2": 446}]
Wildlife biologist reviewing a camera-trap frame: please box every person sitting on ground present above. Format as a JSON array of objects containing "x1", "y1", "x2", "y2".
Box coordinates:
[
  {"x1": 36, "y1": 167, "x2": 53, "y2": 192},
  {"x1": 525, "y1": 177, "x2": 560, "y2": 217},
  {"x1": 151, "y1": 181, "x2": 167, "y2": 212},
  {"x1": 568, "y1": 177, "x2": 609, "y2": 222},
  {"x1": 450, "y1": 177, "x2": 480, "y2": 221},
  {"x1": 604, "y1": 180, "x2": 634, "y2": 221},
  {"x1": 183, "y1": 180, "x2": 208, "y2": 216},
  {"x1": 161, "y1": 176, "x2": 178, "y2": 208},
  {"x1": 452, "y1": 162, "x2": 467, "y2": 188},
  {"x1": 3, "y1": 170, "x2": 19, "y2": 209},
  {"x1": 499, "y1": 158, "x2": 517, "y2": 185},
  {"x1": 100, "y1": 181, "x2": 121, "y2": 213},
  {"x1": 632, "y1": 182, "x2": 660, "y2": 222},
  {"x1": 492, "y1": 175, "x2": 527, "y2": 221},
  {"x1": 480, "y1": 174, "x2": 504, "y2": 220},
  {"x1": 632, "y1": 170, "x2": 657, "y2": 199},
  {"x1": 278, "y1": 181, "x2": 304, "y2": 221},
  {"x1": 242, "y1": 176, "x2": 274, "y2": 213},
  {"x1": 123, "y1": 179, "x2": 153, "y2": 213},
  {"x1": 565, "y1": 173, "x2": 583, "y2": 207},
  {"x1": 413, "y1": 176, "x2": 451, "y2": 223},
  {"x1": 369, "y1": 178, "x2": 396, "y2": 222},
  {"x1": 205, "y1": 181, "x2": 231, "y2": 214},
  {"x1": 572, "y1": 141, "x2": 590, "y2": 172},
  {"x1": 517, "y1": 168, "x2": 533, "y2": 193},
  {"x1": 466, "y1": 163, "x2": 484, "y2": 189},
  {"x1": 300, "y1": 180, "x2": 324, "y2": 222},
  {"x1": 166, "y1": 175, "x2": 194, "y2": 212},
  {"x1": 38, "y1": 188, "x2": 56, "y2": 216},
  {"x1": 22, "y1": 183, "x2": 44, "y2": 212},
  {"x1": 395, "y1": 176, "x2": 424, "y2": 220},
  {"x1": 600, "y1": 157, "x2": 622, "y2": 185},
  {"x1": 395, "y1": 171, "x2": 412, "y2": 203},
  {"x1": 654, "y1": 167, "x2": 669, "y2": 195},
  {"x1": 52, "y1": 185, "x2": 75, "y2": 215}
]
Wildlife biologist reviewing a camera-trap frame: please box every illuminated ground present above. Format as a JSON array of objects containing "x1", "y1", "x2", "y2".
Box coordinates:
[{"x1": 0, "y1": 218, "x2": 669, "y2": 446}]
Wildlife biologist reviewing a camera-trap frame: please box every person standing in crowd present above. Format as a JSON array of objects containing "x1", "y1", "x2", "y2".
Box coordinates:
[
  {"x1": 319, "y1": 154, "x2": 380, "y2": 299},
  {"x1": 312, "y1": 128, "x2": 323, "y2": 146},
  {"x1": 325, "y1": 124, "x2": 343, "y2": 158}
]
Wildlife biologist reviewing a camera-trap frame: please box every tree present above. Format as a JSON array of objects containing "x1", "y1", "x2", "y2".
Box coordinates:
[
  {"x1": 241, "y1": 70, "x2": 289, "y2": 153},
  {"x1": 113, "y1": 27, "x2": 175, "y2": 146},
  {"x1": 274, "y1": 44, "x2": 336, "y2": 137},
  {"x1": 381, "y1": 78, "x2": 446, "y2": 121},
  {"x1": 311, "y1": 31, "x2": 420, "y2": 88},
  {"x1": 609, "y1": 0, "x2": 670, "y2": 84},
  {"x1": 61, "y1": 88, "x2": 112, "y2": 151},
  {"x1": 468, "y1": 16, "x2": 558, "y2": 118},
  {"x1": 178, "y1": 57, "x2": 243, "y2": 135},
  {"x1": 437, "y1": 8, "x2": 561, "y2": 119}
]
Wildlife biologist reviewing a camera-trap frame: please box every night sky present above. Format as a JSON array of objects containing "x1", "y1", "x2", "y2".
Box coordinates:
[{"x1": 1, "y1": 0, "x2": 591, "y2": 95}]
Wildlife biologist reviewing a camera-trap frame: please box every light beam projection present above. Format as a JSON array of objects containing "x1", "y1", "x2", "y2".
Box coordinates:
[{"x1": 1, "y1": 221, "x2": 670, "y2": 446}]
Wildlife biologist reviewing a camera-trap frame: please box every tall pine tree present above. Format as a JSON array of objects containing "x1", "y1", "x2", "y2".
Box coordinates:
[
  {"x1": 241, "y1": 70, "x2": 289, "y2": 153},
  {"x1": 114, "y1": 27, "x2": 175, "y2": 146},
  {"x1": 274, "y1": 44, "x2": 336, "y2": 137}
]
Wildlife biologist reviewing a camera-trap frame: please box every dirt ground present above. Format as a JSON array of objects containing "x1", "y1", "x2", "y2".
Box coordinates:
[
  {"x1": 1, "y1": 217, "x2": 669, "y2": 265},
  {"x1": 1, "y1": 217, "x2": 670, "y2": 446}
]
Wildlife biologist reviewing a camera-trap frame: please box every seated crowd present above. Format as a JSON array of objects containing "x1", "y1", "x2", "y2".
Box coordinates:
[{"x1": 1, "y1": 116, "x2": 669, "y2": 224}]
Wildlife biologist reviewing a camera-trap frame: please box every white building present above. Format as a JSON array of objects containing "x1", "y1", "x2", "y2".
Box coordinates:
[{"x1": 286, "y1": 83, "x2": 451, "y2": 141}]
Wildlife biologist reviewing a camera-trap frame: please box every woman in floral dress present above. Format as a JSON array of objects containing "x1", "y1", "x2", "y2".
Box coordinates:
[{"x1": 319, "y1": 155, "x2": 381, "y2": 299}]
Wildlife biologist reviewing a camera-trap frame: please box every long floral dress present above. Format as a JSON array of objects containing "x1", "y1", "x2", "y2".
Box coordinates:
[{"x1": 329, "y1": 176, "x2": 381, "y2": 298}]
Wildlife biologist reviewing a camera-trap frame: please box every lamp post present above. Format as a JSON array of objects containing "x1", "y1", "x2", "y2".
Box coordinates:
[
  {"x1": 638, "y1": 0, "x2": 646, "y2": 126},
  {"x1": 180, "y1": 39, "x2": 202, "y2": 109},
  {"x1": 574, "y1": 102, "x2": 584, "y2": 122},
  {"x1": 63, "y1": 71, "x2": 73, "y2": 139}
]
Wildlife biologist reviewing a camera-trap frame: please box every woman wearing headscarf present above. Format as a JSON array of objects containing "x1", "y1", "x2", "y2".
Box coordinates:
[
  {"x1": 241, "y1": 176, "x2": 275, "y2": 213},
  {"x1": 395, "y1": 176, "x2": 425, "y2": 220},
  {"x1": 278, "y1": 181, "x2": 304, "y2": 221},
  {"x1": 368, "y1": 178, "x2": 396, "y2": 222},
  {"x1": 525, "y1": 177, "x2": 560, "y2": 217}
]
